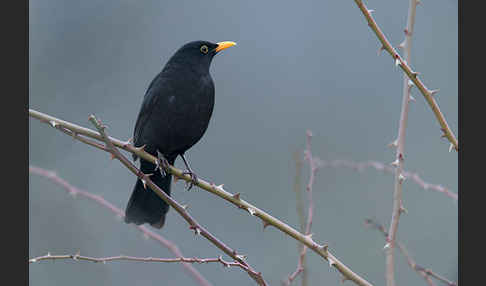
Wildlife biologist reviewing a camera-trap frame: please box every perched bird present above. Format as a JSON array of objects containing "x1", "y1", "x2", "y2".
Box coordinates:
[{"x1": 124, "y1": 40, "x2": 236, "y2": 229}]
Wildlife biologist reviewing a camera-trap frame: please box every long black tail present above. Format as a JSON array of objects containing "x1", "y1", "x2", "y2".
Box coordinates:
[{"x1": 124, "y1": 157, "x2": 174, "y2": 229}]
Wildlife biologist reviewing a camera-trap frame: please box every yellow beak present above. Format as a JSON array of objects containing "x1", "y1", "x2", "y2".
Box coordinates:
[{"x1": 215, "y1": 41, "x2": 237, "y2": 53}]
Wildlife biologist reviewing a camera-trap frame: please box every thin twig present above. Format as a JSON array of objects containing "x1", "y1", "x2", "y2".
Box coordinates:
[
  {"x1": 365, "y1": 219, "x2": 457, "y2": 286},
  {"x1": 353, "y1": 0, "x2": 458, "y2": 152},
  {"x1": 29, "y1": 165, "x2": 212, "y2": 286},
  {"x1": 384, "y1": 1, "x2": 420, "y2": 285},
  {"x1": 29, "y1": 108, "x2": 374, "y2": 286},
  {"x1": 88, "y1": 115, "x2": 267, "y2": 286},
  {"x1": 284, "y1": 132, "x2": 321, "y2": 286},
  {"x1": 29, "y1": 253, "x2": 250, "y2": 271},
  {"x1": 318, "y1": 160, "x2": 457, "y2": 201}
]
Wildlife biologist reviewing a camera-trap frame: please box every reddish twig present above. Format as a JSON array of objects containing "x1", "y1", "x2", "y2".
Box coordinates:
[
  {"x1": 318, "y1": 160, "x2": 457, "y2": 201},
  {"x1": 88, "y1": 115, "x2": 267, "y2": 286},
  {"x1": 29, "y1": 165, "x2": 212, "y2": 286},
  {"x1": 364, "y1": 219, "x2": 457, "y2": 286},
  {"x1": 284, "y1": 131, "x2": 322, "y2": 286}
]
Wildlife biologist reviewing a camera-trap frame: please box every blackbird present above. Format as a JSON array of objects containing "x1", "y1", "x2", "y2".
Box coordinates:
[{"x1": 124, "y1": 40, "x2": 236, "y2": 229}]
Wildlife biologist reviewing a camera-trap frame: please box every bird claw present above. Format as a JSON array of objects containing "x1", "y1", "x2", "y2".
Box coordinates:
[
  {"x1": 156, "y1": 150, "x2": 170, "y2": 177},
  {"x1": 182, "y1": 171, "x2": 198, "y2": 191}
]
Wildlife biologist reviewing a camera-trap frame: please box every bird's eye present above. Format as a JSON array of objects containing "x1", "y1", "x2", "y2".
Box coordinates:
[{"x1": 200, "y1": 45, "x2": 209, "y2": 54}]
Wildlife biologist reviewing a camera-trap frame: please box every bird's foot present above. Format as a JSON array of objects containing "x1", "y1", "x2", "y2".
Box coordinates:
[
  {"x1": 156, "y1": 150, "x2": 170, "y2": 177},
  {"x1": 182, "y1": 170, "x2": 198, "y2": 191}
]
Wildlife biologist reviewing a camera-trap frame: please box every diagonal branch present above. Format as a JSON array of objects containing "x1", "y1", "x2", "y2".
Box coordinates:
[
  {"x1": 29, "y1": 165, "x2": 212, "y2": 286},
  {"x1": 353, "y1": 0, "x2": 458, "y2": 152},
  {"x1": 87, "y1": 115, "x2": 267, "y2": 286},
  {"x1": 30, "y1": 108, "x2": 374, "y2": 286}
]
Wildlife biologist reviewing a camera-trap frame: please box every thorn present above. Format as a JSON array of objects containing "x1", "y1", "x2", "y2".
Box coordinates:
[
  {"x1": 449, "y1": 143, "x2": 454, "y2": 152},
  {"x1": 388, "y1": 139, "x2": 398, "y2": 148},
  {"x1": 247, "y1": 208, "x2": 256, "y2": 216},
  {"x1": 383, "y1": 242, "x2": 391, "y2": 250},
  {"x1": 378, "y1": 45, "x2": 385, "y2": 55},
  {"x1": 190, "y1": 225, "x2": 201, "y2": 235},
  {"x1": 329, "y1": 257, "x2": 336, "y2": 267},
  {"x1": 134, "y1": 144, "x2": 146, "y2": 153},
  {"x1": 141, "y1": 179, "x2": 147, "y2": 190},
  {"x1": 262, "y1": 220, "x2": 271, "y2": 230},
  {"x1": 319, "y1": 244, "x2": 329, "y2": 252},
  {"x1": 30, "y1": 258, "x2": 37, "y2": 263},
  {"x1": 409, "y1": 95, "x2": 416, "y2": 102},
  {"x1": 341, "y1": 276, "x2": 350, "y2": 284},
  {"x1": 398, "y1": 173, "x2": 406, "y2": 182},
  {"x1": 391, "y1": 159, "x2": 399, "y2": 167},
  {"x1": 181, "y1": 204, "x2": 189, "y2": 210},
  {"x1": 407, "y1": 79, "x2": 414, "y2": 87},
  {"x1": 367, "y1": 9, "x2": 374, "y2": 14},
  {"x1": 399, "y1": 205, "x2": 408, "y2": 214},
  {"x1": 236, "y1": 254, "x2": 247, "y2": 260},
  {"x1": 47, "y1": 252, "x2": 51, "y2": 257},
  {"x1": 217, "y1": 184, "x2": 225, "y2": 190},
  {"x1": 404, "y1": 28, "x2": 410, "y2": 36},
  {"x1": 304, "y1": 233, "x2": 314, "y2": 241},
  {"x1": 395, "y1": 58, "x2": 401, "y2": 67},
  {"x1": 411, "y1": 71, "x2": 420, "y2": 78},
  {"x1": 232, "y1": 192, "x2": 241, "y2": 200},
  {"x1": 49, "y1": 120, "x2": 58, "y2": 128},
  {"x1": 398, "y1": 41, "x2": 405, "y2": 50},
  {"x1": 429, "y1": 89, "x2": 440, "y2": 96},
  {"x1": 73, "y1": 250, "x2": 80, "y2": 260},
  {"x1": 398, "y1": 153, "x2": 404, "y2": 161}
]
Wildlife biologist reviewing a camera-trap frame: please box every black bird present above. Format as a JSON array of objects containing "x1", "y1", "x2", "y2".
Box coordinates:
[{"x1": 124, "y1": 40, "x2": 236, "y2": 229}]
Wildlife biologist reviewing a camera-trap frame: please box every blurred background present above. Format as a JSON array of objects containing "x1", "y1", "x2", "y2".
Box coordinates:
[{"x1": 29, "y1": 1, "x2": 457, "y2": 285}]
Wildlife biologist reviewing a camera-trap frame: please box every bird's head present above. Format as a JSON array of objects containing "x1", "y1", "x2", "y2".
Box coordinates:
[{"x1": 167, "y1": 40, "x2": 236, "y2": 73}]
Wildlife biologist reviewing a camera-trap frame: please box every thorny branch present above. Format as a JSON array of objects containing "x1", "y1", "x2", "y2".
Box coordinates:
[
  {"x1": 30, "y1": 108, "x2": 374, "y2": 286},
  {"x1": 29, "y1": 253, "x2": 250, "y2": 272},
  {"x1": 365, "y1": 219, "x2": 457, "y2": 286},
  {"x1": 353, "y1": 0, "x2": 458, "y2": 152},
  {"x1": 383, "y1": 1, "x2": 420, "y2": 285},
  {"x1": 87, "y1": 115, "x2": 267, "y2": 286},
  {"x1": 29, "y1": 165, "x2": 212, "y2": 286}
]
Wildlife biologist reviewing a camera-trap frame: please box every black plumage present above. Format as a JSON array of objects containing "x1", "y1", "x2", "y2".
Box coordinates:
[{"x1": 124, "y1": 40, "x2": 235, "y2": 229}]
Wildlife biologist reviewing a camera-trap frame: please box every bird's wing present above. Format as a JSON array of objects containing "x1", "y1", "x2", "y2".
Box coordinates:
[{"x1": 132, "y1": 75, "x2": 162, "y2": 155}]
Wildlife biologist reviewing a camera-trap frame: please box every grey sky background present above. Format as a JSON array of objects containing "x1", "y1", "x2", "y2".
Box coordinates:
[{"x1": 29, "y1": 1, "x2": 457, "y2": 285}]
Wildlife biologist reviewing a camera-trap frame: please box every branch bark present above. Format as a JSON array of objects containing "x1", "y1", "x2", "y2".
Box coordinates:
[{"x1": 30, "y1": 253, "x2": 251, "y2": 272}]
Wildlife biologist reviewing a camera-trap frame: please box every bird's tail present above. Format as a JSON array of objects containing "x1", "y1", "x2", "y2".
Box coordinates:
[{"x1": 124, "y1": 158, "x2": 174, "y2": 229}]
